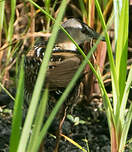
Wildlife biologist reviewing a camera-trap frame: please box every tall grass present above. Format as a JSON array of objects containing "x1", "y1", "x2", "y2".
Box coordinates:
[
  {"x1": 9, "y1": 56, "x2": 24, "y2": 152},
  {"x1": 95, "y1": 0, "x2": 131, "y2": 151},
  {"x1": 0, "y1": 0, "x2": 131, "y2": 152}
]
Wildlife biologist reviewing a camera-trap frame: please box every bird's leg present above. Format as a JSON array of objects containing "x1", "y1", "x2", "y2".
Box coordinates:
[
  {"x1": 54, "y1": 81, "x2": 84, "y2": 152},
  {"x1": 54, "y1": 106, "x2": 68, "y2": 152},
  {"x1": 70, "y1": 81, "x2": 84, "y2": 114}
]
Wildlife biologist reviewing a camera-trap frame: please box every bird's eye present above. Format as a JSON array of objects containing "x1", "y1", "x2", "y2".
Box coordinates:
[{"x1": 81, "y1": 26, "x2": 87, "y2": 33}]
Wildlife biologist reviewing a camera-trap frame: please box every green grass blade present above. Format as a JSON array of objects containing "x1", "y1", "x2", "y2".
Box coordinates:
[
  {"x1": 17, "y1": 0, "x2": 67, "y2": 151},
  {"x1": 27, "y1": 88, "x2": 48, "y2": 152},
  {"x1": 28, "y1": 0, "x2": 55, "y2": 23},
  {"x1": 95, "y1": 0, "x2": 119, "y2": 115},
  {"x1": 113, "y1": 0, "x2": 121, "y2": 40},
  {"x1": 9, "y1": 56, "x2": 24, "y2": 152},
  {"x1": 119, "y1": 102, "x2": 132, "y2": 151},
  {"x1": 0, "y1": 0, "x2": 5, "y2": 45},
  {"x1": 45, "y1": 0, "x2": 51, "y2": 30},
  {"x1": 0, "y1": 83, "x2": 15, "y2": 101},
  {"x1": 7, "y1": 0, "x2": 16, "y2": 58},
  {"x1": 97, "y1": 67, "x2": 113, "y2": 129},
  {"x1": 78, "y1": 0, "x2": 87, "y2": 20},
  {"x1": 114, "y1": 1, "x2": 129, "y2": 139},
  {"x1": 120, "y1": 66, "x2": 132, "y2": 125},
  {"x1": 45, "y1": 0, "x2": 51, "y2": 15},
  {"x1": 116, "y1": 0, "x2": 128, "y2": 101},
  {"x1": 3, "y1": 15, "x2": 8, "y2": 38}
]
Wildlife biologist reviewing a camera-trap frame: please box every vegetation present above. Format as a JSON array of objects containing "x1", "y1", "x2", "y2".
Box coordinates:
[{"x1": 0, "y1": 0, "x2": 131, "y2": 152}]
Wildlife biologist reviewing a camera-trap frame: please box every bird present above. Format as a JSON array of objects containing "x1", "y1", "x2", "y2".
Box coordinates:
[
  {"x1": 24, "y1": 18, "x2": 105, "y2": 102},
  {"x1": 24, "y1": 18, "x2": 105, "y2": 151}
]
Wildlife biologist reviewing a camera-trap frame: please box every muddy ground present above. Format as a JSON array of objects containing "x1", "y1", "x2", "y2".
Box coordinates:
[{"x1": 0, "y1": 90, "x2": 132, "y2": 152}]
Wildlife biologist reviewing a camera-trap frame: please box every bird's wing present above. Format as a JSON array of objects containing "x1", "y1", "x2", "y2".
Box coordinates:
[{"x1": 46, "y1": 53, "x2": 82, "y2": 89}]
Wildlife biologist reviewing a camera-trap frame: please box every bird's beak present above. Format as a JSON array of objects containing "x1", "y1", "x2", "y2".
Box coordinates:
[{"x1": 81, "y1": 22, "x2": 105, "y2": 41}]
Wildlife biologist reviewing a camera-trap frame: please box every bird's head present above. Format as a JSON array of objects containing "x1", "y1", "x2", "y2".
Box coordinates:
[{"x1": 55, "y1": 18, "x2": 105, "y2": 50}]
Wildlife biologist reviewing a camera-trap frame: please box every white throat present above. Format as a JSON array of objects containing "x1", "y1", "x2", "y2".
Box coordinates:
[{"x1": 55, "y1": 42, "x2": 77, "y2": 51}]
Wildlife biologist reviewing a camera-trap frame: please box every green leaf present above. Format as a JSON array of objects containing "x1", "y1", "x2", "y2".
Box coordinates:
[
  {"x1": 119, "y1": 102, "x2": 132, "y2": 151},
  {"x1": 9, "y1": 56, "x2": 24, "y2": 152},
  {"x1": 116, "y1": 0, "x2": 128, "y2": 101},
  {"x1": 27, "y1": 88, "x2": 48, "y2": 152},
  {"x1": 95, "y1": 0, "x2": 119, "y2": 114},
  {"x1": 120, "y1": 66, "x2": 132, "y2": 125}
]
